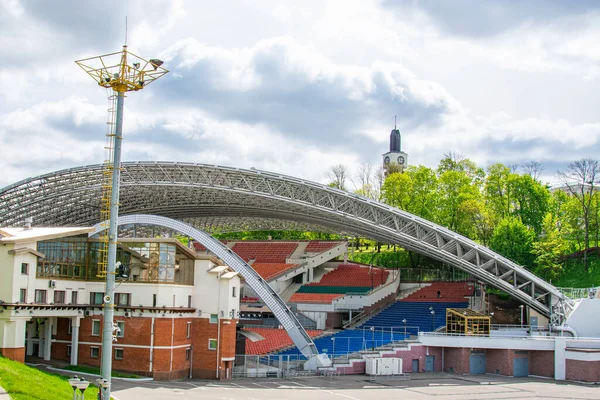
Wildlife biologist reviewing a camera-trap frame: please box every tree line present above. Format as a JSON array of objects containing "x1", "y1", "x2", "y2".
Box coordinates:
[{"x1": 327, "y1": 156, "x2": 600, "y2": 283}]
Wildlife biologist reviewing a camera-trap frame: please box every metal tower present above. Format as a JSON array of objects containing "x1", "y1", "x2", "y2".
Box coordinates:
[{"x1": 75, "y1": 46, "x2": 168, "y2": 399}]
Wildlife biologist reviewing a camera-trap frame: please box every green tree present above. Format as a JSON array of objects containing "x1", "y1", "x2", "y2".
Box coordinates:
[
  {"x1": 489, "y1": 216, "x2": 536, "y2": 269},
  {"x1": 532, "y1": 213, "x2": 567, "y2": 280},
  {"x1": 511, "y1": 174, "x2": 551, "y2": 235},
  {"x1": 381, "y1": 172, "x2": 413, "y2": 210},
  {"x1": 437, "y1": 169, "x2": 480, "y2": 235}
]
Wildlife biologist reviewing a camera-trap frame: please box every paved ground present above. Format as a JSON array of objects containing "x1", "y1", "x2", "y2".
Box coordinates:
[{"x1": 107, "y1": 373, "x2": 600, "y2": 400}]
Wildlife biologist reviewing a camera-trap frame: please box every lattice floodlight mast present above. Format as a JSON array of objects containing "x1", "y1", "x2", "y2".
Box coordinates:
[{"x1": 74, "y1": 46, "x2": 167, "y2": 400}]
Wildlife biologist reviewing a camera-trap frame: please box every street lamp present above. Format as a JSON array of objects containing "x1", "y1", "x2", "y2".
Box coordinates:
[
  {"x1": 430, "y1": 310, "x2": 436, "y2": 332},
  {"x1": 331, "y1": 337, "x2": 336, "y2": 360},
  {"x1": 370, "y1": 326, "x2": 375, "y2": 350},
  {"x1": 76, "y1": 45, "x2": 167, "y2": 400},
  {"x1": 68, "y1": 376, "x2": 89, "y2": 400},
  {"x1": 96, "y1": 378, "x2": 110, "y2": 400},
  {"x1": 519, "y1": 305, "x2": 524, "y2": 327},
  {"x1": 402, "y1": 318, "x2": 407, "y2": 339}
]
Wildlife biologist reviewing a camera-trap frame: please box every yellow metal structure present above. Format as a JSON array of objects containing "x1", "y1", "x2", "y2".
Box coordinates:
[
  {"x1": 446, "y1": 308, "x2": 491, "y2": 336},
  {"x1": 75, "y1": 46, "x2": 168, "y2": 277}
]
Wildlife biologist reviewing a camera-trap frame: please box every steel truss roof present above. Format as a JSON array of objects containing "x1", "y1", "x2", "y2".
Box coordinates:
[{"x1": 0, "y1": 161, "x2": 572, "y2": 322}]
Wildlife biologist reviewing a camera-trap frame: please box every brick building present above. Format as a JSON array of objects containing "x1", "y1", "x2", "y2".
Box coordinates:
[{"x1": 0, "y1": 226, "x2": 240, "y2": 380}]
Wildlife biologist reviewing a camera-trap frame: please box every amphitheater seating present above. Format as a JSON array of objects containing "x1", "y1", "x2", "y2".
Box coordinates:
[
  {"x1": 288, "y1": 293, "x2": 344, "y2": 304},
  {"x1": 402, "y1": 282, "x2": 474, "y2": 302},
  {"x1": 251, "y1": 263, "x2": 299, "y2": 280},
  {"x1": 305, "y1": 241, "x2": 343, "y2": 253},
  {"x1": 275, "y1": 328, "x2": 405, "y2": 357},
  {"x1": 360, "y1": 300, "x2": 469, "y2": 334},
  {"x1": 315, "y1": 264, "x2": 389, "y2": 287},
  {"x1": 296, "y1": 285, "x2": 371, "y2": 294},
  {"x1": 243, "y1": 327, "x2": 322, "y2": 355},
  {"x1": 230, "y1": 242, "x2": 298, "y2": 263}
]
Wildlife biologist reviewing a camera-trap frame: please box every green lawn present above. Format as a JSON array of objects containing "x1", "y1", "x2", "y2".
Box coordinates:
[{"x1": 0, "y1": 356, "x2": 101, "y2": 400}]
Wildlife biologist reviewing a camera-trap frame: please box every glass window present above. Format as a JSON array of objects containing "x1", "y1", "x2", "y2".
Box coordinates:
[
  {"x1": 67, "y1": 345, "x2": 72, "y2": 357},
  {"x1": 210, "y1": 314, "x2": 218, "y2": 324},
  {"x1": 186, "y1": 322, "x2": 192, "y2": 338},
  {"x1": 90, "y1": 292, "x2": 104, "y2": 305},
  {"x1": 188, "y1": 295, "x2": 192, "y2": 308},
  {"x1": 71, "y1": 291, "x2": 78, "y2": 304},
  {"x1": 185, "y1": 348, "x2": 191, "y2": 360},
  {"x1": 115, "y1": 293, "x2": 130, "y2": 306},
  {"x1": 114, "y1": 348, "x2": 124, "y2": 360},
  {"x1": 91, "y1": 347, "x2": 99, "y2": 358},
  {"x1": 68, "y1": 319, "x2": 72, "y2": 334},
  {"x1": 54, "y1": 291, "x2": 65, "y2": 304},
  {"x1": 21, "y1": 263, "x2": 28, "y2": 275},
  {"x1": 19, "y1": 289, "x2": 26, "y2": 303},
  {"x1": 232, "y1": 287, "x2": 237, "y2": 298},
  {"x1": 208, "y1": 339, "x2": 217, "y2": 350},
  {"x1": 116, "y1": 321, "x2": 125, "y2": 337},
  {"x1": 34, "y1": 290, "x2": 47, "y2": 304},
  {"x1": 92, "y1": 320, "x2": 101, "y2": 336}
]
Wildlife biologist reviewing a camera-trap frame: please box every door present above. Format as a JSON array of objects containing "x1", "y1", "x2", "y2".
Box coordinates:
[
  {"x1": 513, "y1": 357, "x2": 529, "y2": 377},
  {"x1": 469, "y1": 352, "x2": 486, "y2": 375},
  {"x1": 425, "y1": 355, "x2": 435, "y2": 372},
  {"x1": 412, "y1": 359, "x2": 419, "y2": 373},
  {"x1": 530, "y1": 316, "x2": 538, "y2": 329}
]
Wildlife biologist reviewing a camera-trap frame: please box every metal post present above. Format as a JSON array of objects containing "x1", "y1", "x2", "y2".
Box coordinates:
[{"x1": 101, "y1": 91, "x2": 124, "y2": 400}]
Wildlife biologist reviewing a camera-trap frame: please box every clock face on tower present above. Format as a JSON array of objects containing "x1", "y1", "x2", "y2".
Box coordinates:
[
  {"x1": 397, "y1": 156, "x2": 405, "y2": 164},
  {"x1": 384, "y1": 156, "x2": 390, "y2": 164}
]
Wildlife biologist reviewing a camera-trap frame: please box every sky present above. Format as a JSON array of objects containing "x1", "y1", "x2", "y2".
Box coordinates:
[{"x1": 1, "y1": 0, "x2": 599, "y2": 189}]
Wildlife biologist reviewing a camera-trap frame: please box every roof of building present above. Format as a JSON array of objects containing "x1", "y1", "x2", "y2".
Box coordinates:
[{"x1": 0, "y1": 227, "x2": 94, "y2": 244}]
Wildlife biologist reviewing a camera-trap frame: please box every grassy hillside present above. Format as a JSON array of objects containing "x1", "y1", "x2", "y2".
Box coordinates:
[{"x1": 0, "y1": 356, "x2": 101, "y2": 400}]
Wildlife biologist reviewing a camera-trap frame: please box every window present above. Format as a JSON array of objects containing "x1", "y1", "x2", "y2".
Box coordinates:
[
  {"x1": 210, "y1": 314, "x2": 218, "y2": 324},
  {"x1": 152, "y1": 294, "x2": 157, "y2": 307},
  {"x1": 90, "y1": 292, "x2": 104, "y2": 305},
  {"x1": 68, "y1": 319, "x2": 72, "y2": 334},
  {"x1": 185, "y1": 348, "x2": 191, "y2": 361},
  {"x1": 67, "y1": 345, "x2": 72, "y2": 357},
  {"x1": 21, "y1": 263, "x2": 28, "y2": 275},
  {"x1": 115, "y1": 293, "x2": 131, "y2": 306},
  {"x1": 186, "y1": 322, "x2": 192, "y2": 338},
  {"x1": 34, "y1": 290, "x2": 47, "y2": 304},
  {"x1": 116, "y1": 321, "x2": 125, "y2": 338},
  {"x1": 71, "y1": 291, "x2": 78, "y2": 305},
  {"x1": 114, "y1": 348, "x2": 124, "y2": 360},
  {"x1": 54, "y1": 290, "x2": 66, "y2": 304},
  {"x1": 92, "y1": 320, "x2": 101, "y2": 336},
  {"x1": 187, "y1": 295, "x2": 192, "y2": 308},
  {"x1": 19, "y1": 289, "x2": 27, "y2": 303},
  {"x1": 91, "y1": 347, "x2": 99, "y2": 358},
  {"x1": 208, "y1": 339, "x2": 217, "y2": 350},
  {"x1": 232, "y1": 286, "x2": 237, "y2": 298}
]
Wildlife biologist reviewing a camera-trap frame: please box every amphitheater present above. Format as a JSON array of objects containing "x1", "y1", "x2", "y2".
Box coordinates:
[{"x1": 1, "y1": 162, "x2": 599, "y2": 383}]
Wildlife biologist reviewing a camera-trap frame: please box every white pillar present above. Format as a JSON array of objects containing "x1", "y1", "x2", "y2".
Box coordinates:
[
  {"x1": 554, "y1": 337, "x2": 566, "y2": 380},
  {"x1": 26, "y1": 321, "x2": 35, "y2": 356},
  {"x1": 37, "y1": 321, "x2": 45, "y2": 358},
  {"x1": 70, "y1": 317, "x2": 80, "y2": 365},
  {"x1": 43, "y1": 318, "x2": 52, "y2": 361}
]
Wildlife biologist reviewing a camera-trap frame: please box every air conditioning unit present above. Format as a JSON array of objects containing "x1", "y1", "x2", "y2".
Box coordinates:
[
  {"x1": 84, "y1": 310, "x2": 92, "y2": 317},
  {"x1": 48, "y1": 280, "x2": 56, "y2": 288},
  {"x1": 365, "y1": 357, "x2": 402, "y2": 376},
  {"x1": 124, "y1": 311, "x2": 131, "y2": 318}
]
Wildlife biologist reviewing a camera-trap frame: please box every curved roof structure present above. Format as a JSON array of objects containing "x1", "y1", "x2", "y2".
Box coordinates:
[{"x1": 0, "y1": 161, "x2": 572, "y2": 322}]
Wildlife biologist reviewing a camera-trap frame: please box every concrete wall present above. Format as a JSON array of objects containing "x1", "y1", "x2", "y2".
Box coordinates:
[{"x1": 564, "y1": 299, "x2": 600, "y2": 338}]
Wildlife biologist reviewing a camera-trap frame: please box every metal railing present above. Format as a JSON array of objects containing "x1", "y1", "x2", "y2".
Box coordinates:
[{"x1": 557, "y1": 286, "x2": 599, "y2": 300}]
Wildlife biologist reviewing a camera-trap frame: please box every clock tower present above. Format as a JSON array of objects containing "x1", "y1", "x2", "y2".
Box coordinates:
[{"x1": 382, "y1": 118, "x2": 408, "y2": 174}]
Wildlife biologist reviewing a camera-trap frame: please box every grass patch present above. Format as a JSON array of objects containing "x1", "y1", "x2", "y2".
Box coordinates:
[
  {"x1": 0, "y1": 356, "x2": 101, "y2": 400},
  {"x1": 61, "y1": 364, "x2": 140, "y2": 379}
]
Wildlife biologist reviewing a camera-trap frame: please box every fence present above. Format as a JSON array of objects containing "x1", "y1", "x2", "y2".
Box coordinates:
[
  {"x1": 557, "y1": 286, "x2": 599, "y2": 300},
  {"x1": 398, "y1": 268, "x2": 472, "y2": 282}
]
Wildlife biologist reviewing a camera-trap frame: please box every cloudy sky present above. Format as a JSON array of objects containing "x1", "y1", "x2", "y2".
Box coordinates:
[{"x1": 1, "y1": 0, "x2": 599, "y2": 189}]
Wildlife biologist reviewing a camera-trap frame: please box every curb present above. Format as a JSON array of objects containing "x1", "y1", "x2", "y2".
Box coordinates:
[
  {"x1": 45, "y1": 366, "x2": 154, "y2": 382},
  {"x1": 0, "y1": 385, "x2": 11, "y2": 399}
]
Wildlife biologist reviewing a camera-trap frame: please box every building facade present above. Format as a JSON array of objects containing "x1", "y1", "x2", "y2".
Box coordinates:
[{"x1": 0, "y1": 226, "x2": 240, "y2": 380}]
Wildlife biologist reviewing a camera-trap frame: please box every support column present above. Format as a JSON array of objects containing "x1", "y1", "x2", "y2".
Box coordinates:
[
  {"x1": 70, "y1": 317, "x2": 80, "y2": 365},
  {"x1": 37, "y1": 321, "x2": 45, "y2": 358},
  {"x1": 554, "y1": 337, "x2": 566, "y2": 380},
  {"x1": 26, "y1": 321, "x2": 35, "y2": 356},
  {"x1": 43, "y1": 318, "x2": 52, "y2": 361}
]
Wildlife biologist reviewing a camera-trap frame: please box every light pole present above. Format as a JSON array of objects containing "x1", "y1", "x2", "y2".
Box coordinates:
[
  {"x1": 519, "y1": 305, "x2": 524, "y2": 327},
  {"x1": 370, "y1": 326, "x2": 375, "y2": 350},
  {"x1": 76, "y1": 46, "x2": 168, "y2": 400},
  {"x1": 68, "y1": 376, "x2": 89, "y2": 400},
  {"x1": 430, "y1": 310, "x2": 436, "y2": 332},
  {"x1": 331, "y1": 337, "x2": 335, "y2": 361},
  {"x1": 402, "y1": 318, "x2": 407, "y2": 339}
]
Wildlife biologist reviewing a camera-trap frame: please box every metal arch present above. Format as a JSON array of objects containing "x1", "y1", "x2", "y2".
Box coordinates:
[
  {"x1": 0, "y1": 161, "x2": 573, "y2": 322},
  {"x1": 89, "y1": 214, "x2": 320, "y2": 360}
]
